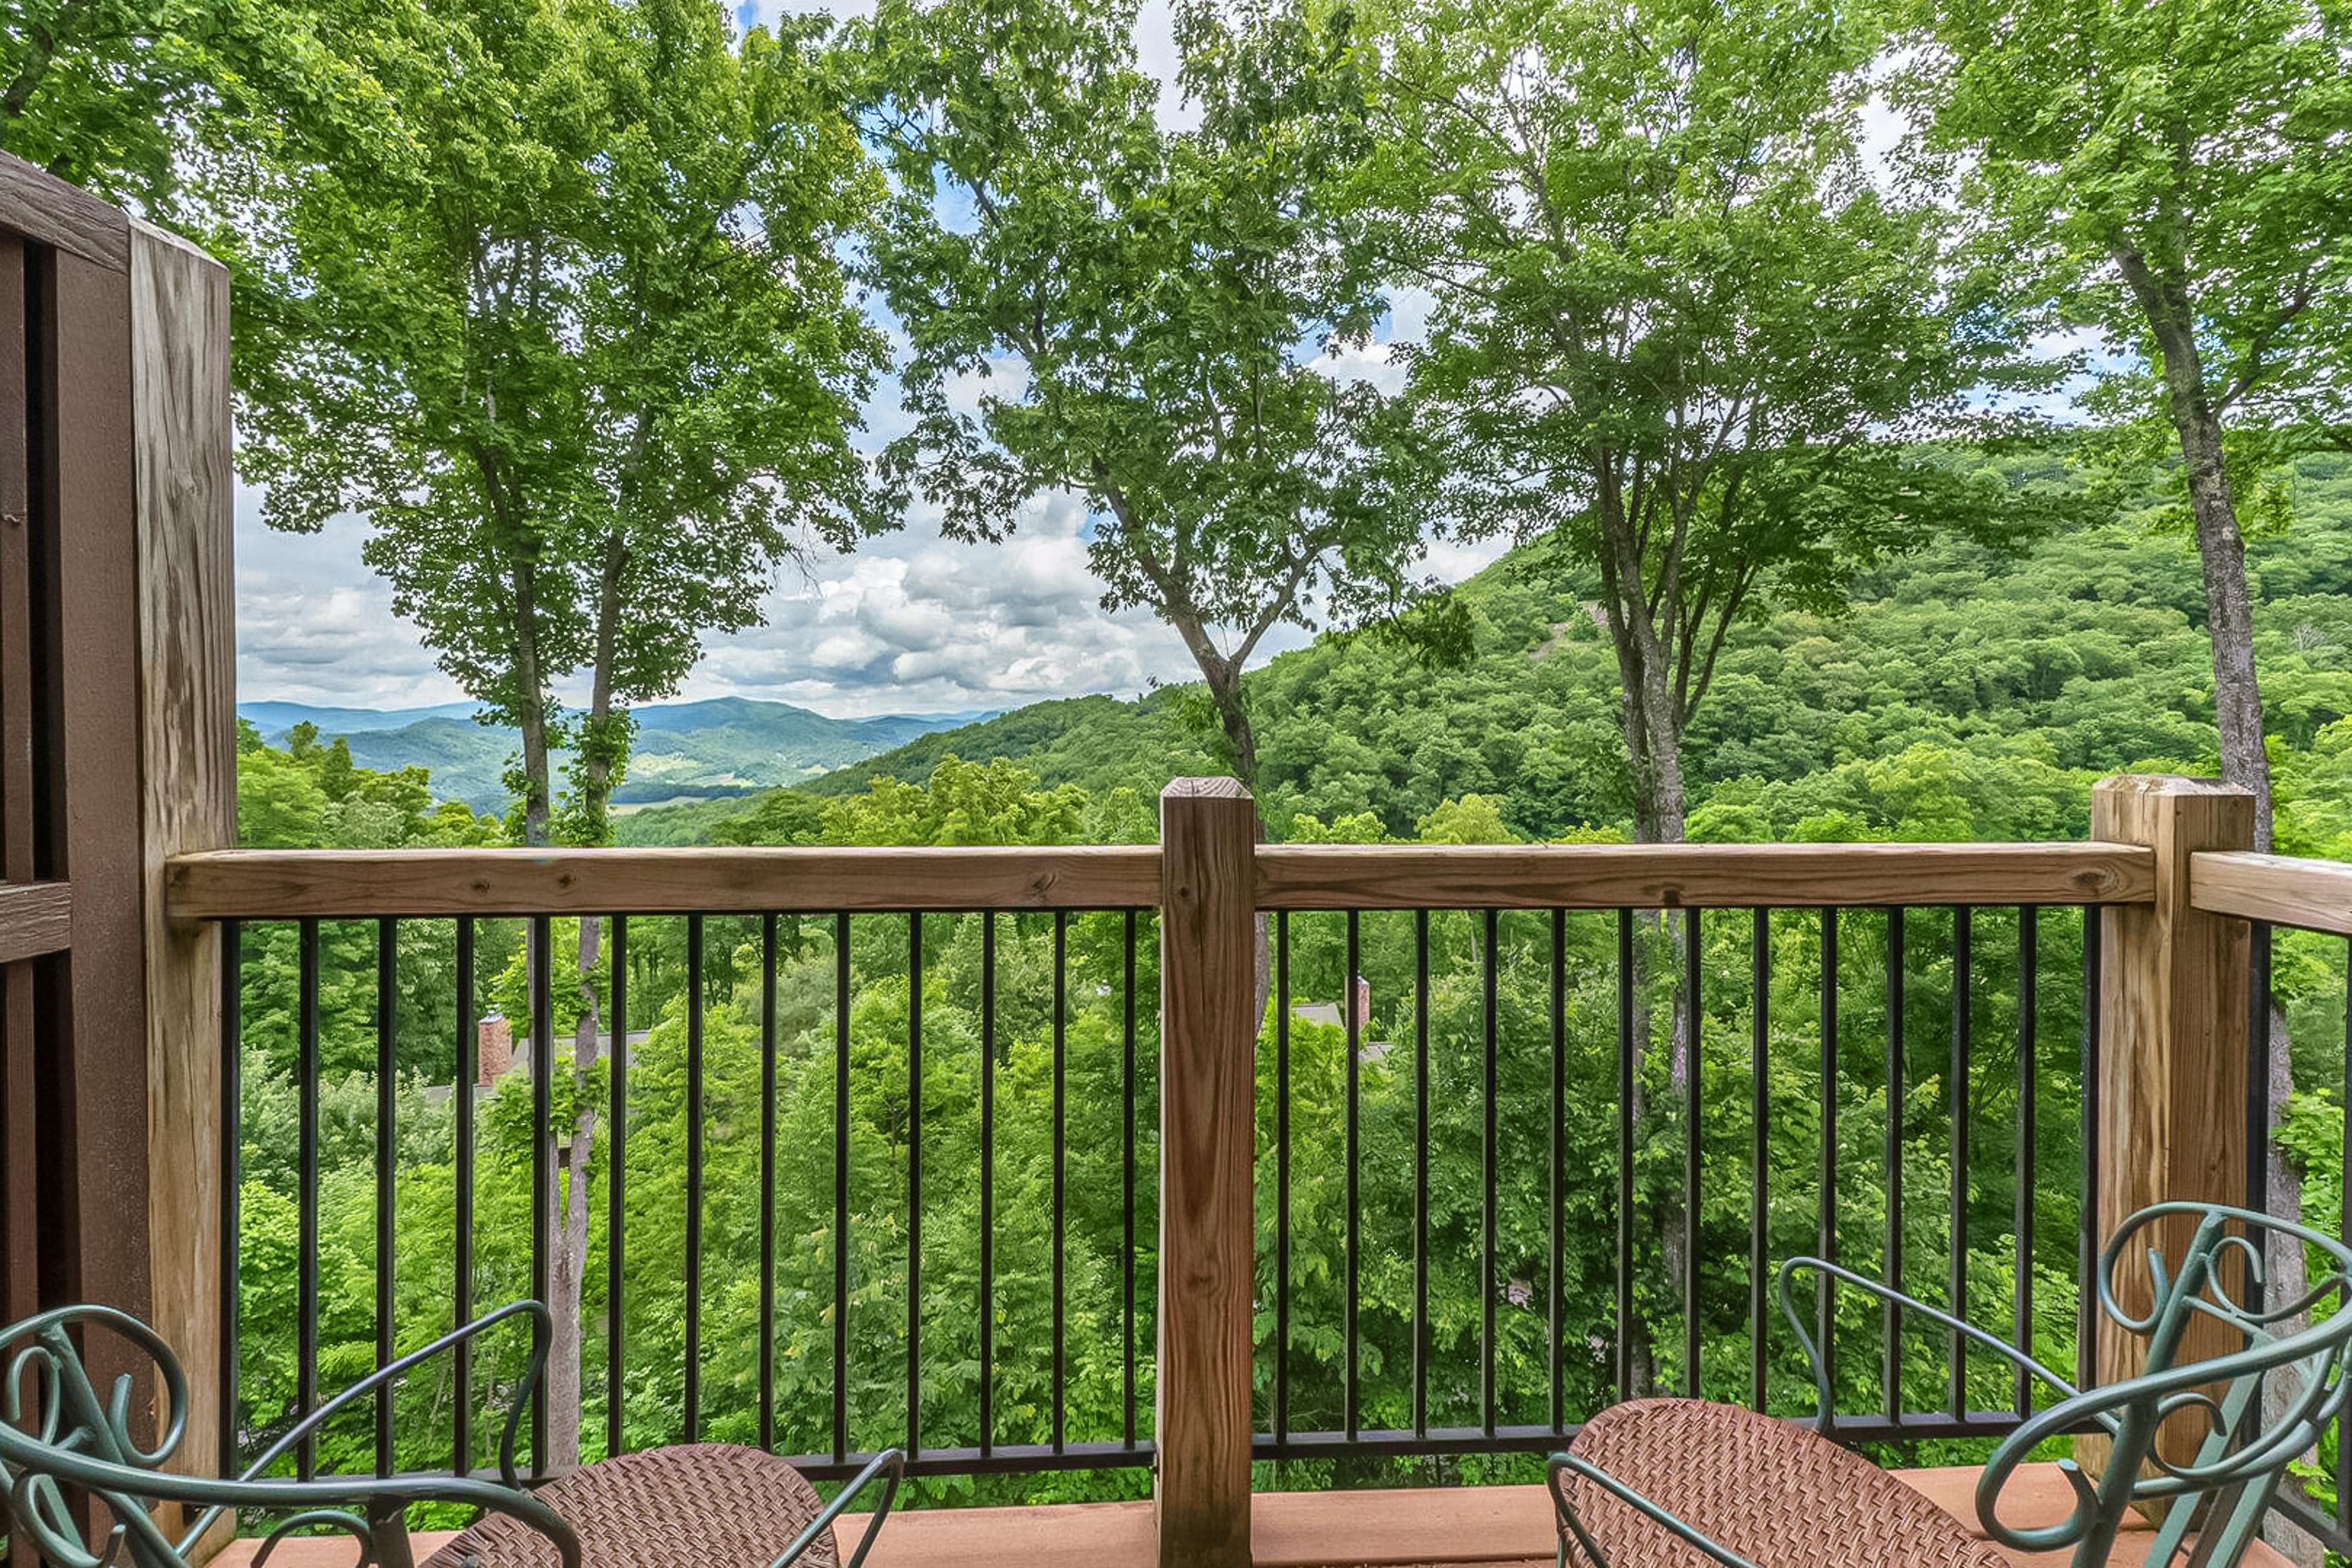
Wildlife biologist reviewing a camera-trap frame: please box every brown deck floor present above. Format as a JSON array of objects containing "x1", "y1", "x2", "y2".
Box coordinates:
[{"x1": 212, "y1": 1465, "x2": 2291, "y2": 1567}]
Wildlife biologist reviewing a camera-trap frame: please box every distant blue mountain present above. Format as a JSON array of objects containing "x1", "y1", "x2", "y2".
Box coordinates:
[{"x1": 236, "y1": 696, "x2": 986, "y2": 814}]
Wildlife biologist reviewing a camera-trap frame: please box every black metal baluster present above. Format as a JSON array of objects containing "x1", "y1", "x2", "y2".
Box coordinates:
[
  {"x1": 1616, "y1": 908, "x2": 1635, "y2": 1400},
  {"x1": 454, "y1": 917, "x2": 474, "y2": 1476},
  {"x1": 1683, "y1": 908, "x2": 1701, "y2": 1400},
  {"x1": 529, "y1": 915, "x2": 553, "y2": 1473},
  {"x1": 1053, "y1": 910, "x2": 1068, "y2": 1453},
  {"x1": 1123, "y1": 909, "x2": 1138, "y2": 1451},
  {"x1": 1885, "y1": 907, "x2": 1905, "y2": 1422},
  {"x1": 606, "y1": 915, "x2": 625, "y2": 1461},
  {"x1": 2248, "y1": 921, "x2": 2272, "y2": 1280},
  {"x1": 683, "y1": 914, "x2": 703, "y2": 1444},
  {"x1": 760, "y1": 912, "x2": 778, "y2": 1453},
  {"x1": 1818, "y1": 907, "x2": 1839, "y2": 1393},
  {"x1": 1483, "y1": 907, "x2": 1499, "y2": 1436},
  {"x1": 907, "y1": 912, "x2": 922, "y2": 1460},
  {"x1": 375, "y1": 916, "x2": 397, "y2": 1478},
  {"x1": 1550, "y1": 906, "x2": 1566, "y2": 1434},
  {"x1": 1414, "y1": 908, "x2": 1431, "y2": 1438},
  {"x1": 2339, "y1": 935, "x2": 2350, "y2": 1540},
  {"x1": 1275, "y1": 910, "x2": 1290, "y2": 1448},
  {"x1": 1949, "y1": 905, "x2": 1972, "y2": 1417},
  {"x1": 1751, "y1": 908, "x2": 1769, "y2": 1412},
  {"x1": 2014, "y1": 907, "x2": 2037, "y2": 1417},
  {"x1": 2078, "y1": 906, "x2": 2101, "y2": 1393},
  {"x1": 298, "y1": 917, "x2": 319, "y2": 1482},
  {"x1": 833, "y1": 913, "x2": 851, "y2": 1466},
  {"x1": 1346, "y1": 908, "x2": 1362, "y2": 1441},
  {"x1": 979, "y1": 912, "x2": 995, "y2": 1458},
  {"x1": 219, "y1": 919, "x2": 242, "y2": 1476}
]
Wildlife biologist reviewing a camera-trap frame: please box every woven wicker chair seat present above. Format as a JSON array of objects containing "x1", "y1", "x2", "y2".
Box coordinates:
[
  {"x1": 1560, "y1": 1399, "x2": 2007, "y2": 1568},
  {"x1": 421, "y1": 1444, "x2": 837, "y2": 1568}
]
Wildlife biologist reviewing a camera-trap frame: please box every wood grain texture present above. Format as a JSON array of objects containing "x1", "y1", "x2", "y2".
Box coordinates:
[
  {"x1": 166, "y1": 845, "x2": 1165, "y2": 917},
  {"x1": 0, "y1": 151, "x2": 130, "y2": 272},
  {"x1": 1255, "y1": 842, "x2": 2155, "y2": 911},
  {"x1": 130, "y1": 220, "x2": 235, "y2": 1546},
  {"x1": 2188, "y1": 849, "x2": 2352, "y2": 936},
  {"x1": 2087, "y1": 776, "x2": 2256, "y2": 1477},
  {"x1": 1153, "y1": 778, "x2": 1258, "y2": 1568},
  {"x1": 204, "y1": 1466, "x2": 2294, "y2": 1568},
  {"x1": 0, "y1": 880, "x2": 72, "y2": 962}
]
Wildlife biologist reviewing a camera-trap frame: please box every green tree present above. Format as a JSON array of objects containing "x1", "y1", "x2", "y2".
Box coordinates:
[
  {"x1": 1346, "y1": 0, "x2": 2041, "y2": 846},
  {"x1": 857, "y1": 0, "x2": 1449, "y2": 790},
  {"x1": 1911, "y1": 0, "x2": 2352, "y2": 853}
]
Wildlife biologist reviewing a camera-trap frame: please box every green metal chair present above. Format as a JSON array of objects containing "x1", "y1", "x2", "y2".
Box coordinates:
[
  {"x1": 0, "y1": 1298, "x2": 901, "y2": 1568},
  {"x1": 1548, "y1": 1201, "x2": 2352, "y2": 1568}
]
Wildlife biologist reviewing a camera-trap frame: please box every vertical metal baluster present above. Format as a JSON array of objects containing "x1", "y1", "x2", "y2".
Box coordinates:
[
  {"x1": 454, "y1": 917, "x2": 474, "y2": 1476},
  {"x1": 1885, "y1": 907, "x2": 1905, "y2": 1422},
  {"x1": 1683, "y1": 908, "x2": 1701, "y2": 1400},
  {"x1": 1818, "y1": 907, "x2": 1839, "y2": 1394},
  {"x1": 1751, "y1": 908, "x2": 1769, "y2": 1412},
  {"x1": 298, "y1": 917, "x2": 319, "y2": 1482},
  {"x1": 2015, "y1": 907, "x2": 2037, "y2": 1417},
  {"x1": 1414, "y1": 909, "x2": 1431, "y2": 1439},
  {"x1": 979, "y1": 912, "x2": 995, "y2": 1459},
  {"x1": 1616, "y1": 908, "x2": 1636, "y2": 1400},
  {"x1": 1483, "y1": 907, "x2": 1499, "y2": 1436},
  {"x1": 907, "y1": 912, "x2": 922, "y2": 1461},
  {"x1": 1053, "y1": 910, "x2": 1068, "y2": 1453},
  {"x1": 2078, "y1": 906, "x2": 2101, "y2": 1393},
  {"x1": 2338, "y1": 935, "x2": 2350, "y2": 1540},
  {"x1": 760, "y1": 912, "x2": 778, "y2": 1453},
  {"x1": 682, "y1": 914, "x2": 702, "y2": 1444},
  {"x1": 1950, "y1": 905, "x2": 1972, "y2": 1418},
  {"x1": 1123, "y1": 909, "x2": 1138, "y2": 1451},
  {"x1": 1550, "y1": 906, "x2": 1566, "y2": 1434},
  {"x1": 1346, "y1": 908, "x2": 1362, "y2": 1441},
  {"x1": 375, "y1": 916, "x2": 397, "y2": 1477},
  {"x1": 833, "y1": 913, "x2": 851, "y2": 1467},
  {"x1": 2247, "y1": 920, "x2": 2272, "y2": 1302},
  {"x1": 605, "y1": 916, "x2": 625, "y2": 1461},
  {"x1": 531, "y1": 915, "x2": 553, "y2": 1472},
  {"x1": 1275, "y1": 910, "x2": 1290, "y2": 1449},
  {"x1": 219, "y1": 919, "x2": 242, "y2": 1477}
]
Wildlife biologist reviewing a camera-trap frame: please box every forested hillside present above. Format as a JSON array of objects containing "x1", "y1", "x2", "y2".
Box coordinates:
[{"x1": 624, "y1": 450, "x2": 2352, "y2": 855}]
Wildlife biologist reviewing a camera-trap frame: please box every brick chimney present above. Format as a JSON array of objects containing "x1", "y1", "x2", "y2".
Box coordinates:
[
  {"x1": 1354, "y1": 975, "x2": 1371, "y2": 1031},
  {"x1": 477, "y1": 1009, "x2": 512, "y2": 1088}
]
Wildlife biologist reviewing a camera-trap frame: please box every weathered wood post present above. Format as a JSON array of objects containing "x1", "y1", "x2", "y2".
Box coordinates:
[
  {"x1": 133, "y1": 217, "x2": 236, "y2": 1546},
  {"x1": 1155, "y1": 778, "x2": 1258, "y2": 1568},
  {"x1": 2088, "y1": 775, "x2": 2255, "y2": 1465}
]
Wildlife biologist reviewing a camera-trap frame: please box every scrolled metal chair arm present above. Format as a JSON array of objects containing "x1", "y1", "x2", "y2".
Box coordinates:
[
  {"x1": 766, "y1": 1448, "x2": 906, "y2": 1568},
  {"x1": 1773, "y1": 1256, "x2": 2089, "y2": 1434},
  {"x1": 1545, "y1": 1452, "x2": 1761, "y2": 1568},
  {"x1": 0, "y1": 1423, "x2": 582, "y2": 1568}
]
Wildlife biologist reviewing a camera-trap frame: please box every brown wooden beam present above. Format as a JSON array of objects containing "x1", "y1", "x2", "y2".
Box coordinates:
[
  {"x1": 1255, "y1": 841, "x2": 2154, "y2": 910},
  {"x1": 1152, "y1": 779, "x2": 1256, "y2": 1568},
  {"x1": 0, "y1": 153, "x2": 130, "y2": 274},
  {"x1": 166, "y1": 845, "x2": 1165, "y2": 918},
  {"x1": 0, "y1": 880, "x2": 71, "y2": 963},
  {"x1": 2187, "y1": 849, "x2": 2352, "y2": 937}
]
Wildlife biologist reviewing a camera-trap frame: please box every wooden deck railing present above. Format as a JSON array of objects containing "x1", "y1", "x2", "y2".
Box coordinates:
[{"x1": 160, "y1": 773, "x2": 2352, "y2": 1567}]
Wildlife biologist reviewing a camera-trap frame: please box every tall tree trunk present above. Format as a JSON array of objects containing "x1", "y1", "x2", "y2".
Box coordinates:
[
  {"x1": 2122, "y1": 248, "x2": 2309, "y2": 1561},
  {"x1": 547, "y1": 535, "x2": 628, "y2": 1470},
  {"x1": 511, "y1": 561, "x2": 553, "y2": 849}
]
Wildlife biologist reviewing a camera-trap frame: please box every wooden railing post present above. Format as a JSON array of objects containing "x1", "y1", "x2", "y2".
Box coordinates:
[
  {"x1": 131, "y1": 218, "x2": 235, "y2": 1546},
  {"x1": 1155, "y1": 778, "x2": 1258, "y2": 1568},
  {"x1": 2089, "y1": 775, "x2": 2254, "y2": 1453}
]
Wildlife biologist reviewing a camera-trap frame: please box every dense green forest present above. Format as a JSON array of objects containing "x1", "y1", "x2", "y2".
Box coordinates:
[
  {"x1": 229, "y1": 458, "x2": 2352, "y2": 1516},
  {"x1": 628, "y1": 449, "x2": 2352, "y2": 858}
]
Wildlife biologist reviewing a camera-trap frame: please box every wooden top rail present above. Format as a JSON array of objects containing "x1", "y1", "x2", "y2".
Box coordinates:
[
  {"x1": 168, "y1": 839, "x2": 2162, "y2": 921},
  {"x1": 1254, "y1": 841, "x2": 2155, "y2": 910},
  {"x1": 166, "y1": 846, "x2": 1164, "y2": 918},
  {"x1": 2188, "y1": 850, "x2": 2352, "y2": 936}
]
